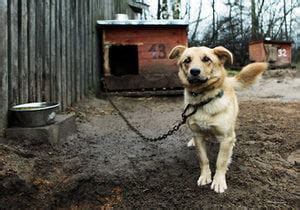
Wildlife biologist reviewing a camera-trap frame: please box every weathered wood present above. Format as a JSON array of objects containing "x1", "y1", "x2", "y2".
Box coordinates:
[
  {"x1": 19, "y1": 0, "x2": 28, "y2": 103},
  {"x1": 0, "y1": 0, "x2": 8, "y2": 135},
  {"x1": 92, "y1": 0, "x2": 97, "y2": 89},
  {"x1": 70, "y1": 0, "x2": 76, "y2": 104},
  {"x1": 105, "y1": 89, "x2": 183, "y2": 97},
  {"x1": 83, "y1": 0, "x2": 88, "y2": 95},
  {"x1": 50, "y1": 0, "x2": 56, "y2": 101},
  {"x1": 8, "y1": 0, "x2": 19, "y2": 105},
  {"x1": 61, "y1": 0, "x2": 67, "y2": 109},
  {"x1": 55, "y1": 0, "x2": 62, "y2": 104},
  {"x1": 44, "y1": 0, "x2": 50, "y2": 102},
  {"x1": 75, "y1": 0, "x2": 81, "y2": 102},
  {"x1": 80, "y1": 0, "x2": 84, "y2": 99},
  {"x1": 104, "y1": 74, "x2": 182, "y2": 91},
  {"x1": 65, "y1": 0, "x2": 72, "y2": 106},
  {"x1": 1, "y1": 0, "x2": 139, "y2": 132},
  {"x1": 28, "y1": 0, "x2": 36, "y2": 102},
  {"x1": 35, "y1": 0, "x2": 44, "y2": 101},
  {"x1": 102, "y1": 27, "x2": 187, "y2": 75}
]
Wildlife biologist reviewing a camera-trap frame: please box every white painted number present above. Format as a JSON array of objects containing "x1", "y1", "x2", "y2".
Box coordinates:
[{"x1": 278, "y1": 49, "x2": 287, "y2": 57}]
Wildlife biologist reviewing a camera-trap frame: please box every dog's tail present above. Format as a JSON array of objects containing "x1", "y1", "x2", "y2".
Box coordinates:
[{"x1": 228, "y1": 62, "x2": 268, "y2": 91}]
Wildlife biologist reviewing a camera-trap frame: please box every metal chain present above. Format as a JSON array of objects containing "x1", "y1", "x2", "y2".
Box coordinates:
[
  {"x1": 101, "y1": 80, "x2": 221, "y2": 142},
  {"x1": 101, "y1": 79, "x2": 194, "y2": 142}
]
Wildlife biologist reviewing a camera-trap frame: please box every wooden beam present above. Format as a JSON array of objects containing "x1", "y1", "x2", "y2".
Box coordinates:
[
  {"x1": 50, "y1": 0, "x2": 56, "y2": 101},
  {"x1": 61, "y1": 0, "x2": 67, "y2": 109},
  {"x1": 8, "y1": 0, "x2": 19, "y2": 105},
  {"x1": 19, "y1": 0, "x2": 28, "y2": 103},
  {"x1": 28, "y1": 0, "x2": 36, "y2": 102},
  {"x1": 44, "y1": 0, "x2": 50, "y2": 102},
  {"x1": 0, "y1": 0, "x2": 8, "y2": 135}
]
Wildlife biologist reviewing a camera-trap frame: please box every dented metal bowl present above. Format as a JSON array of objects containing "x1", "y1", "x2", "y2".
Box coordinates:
[{"x1": 10, "y1": 102, "x2": 60, "y2": 127}]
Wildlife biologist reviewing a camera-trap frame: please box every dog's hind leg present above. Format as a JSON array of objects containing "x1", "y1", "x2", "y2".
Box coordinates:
[
  {"x1": 211, "y1": 132, "x2": 236, "y2": 193},
  {"x1": 194, "y1": 135, "x2": 212, "y2": 186}
]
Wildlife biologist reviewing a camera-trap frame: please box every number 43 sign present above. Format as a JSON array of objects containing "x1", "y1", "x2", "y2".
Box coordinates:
[{"x1": 148, "y1": 44, "x2": 167, "y2": 59}]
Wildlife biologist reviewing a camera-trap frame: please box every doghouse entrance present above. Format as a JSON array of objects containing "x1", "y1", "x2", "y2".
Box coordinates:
[{"x1": 109, "y1": 45, "x2": 138, "y2": 76}]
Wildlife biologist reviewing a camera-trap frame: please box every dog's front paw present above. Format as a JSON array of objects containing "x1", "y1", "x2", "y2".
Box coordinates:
[
  {"x1": 187, "y1": 138, "x2": 195, "y2": 147},
  {"x1": 197, "y1": 173, "x2": 212, "y2": 186},
  {"x1": 211, "y1": 173, "x2": 227, "y2": 193}
]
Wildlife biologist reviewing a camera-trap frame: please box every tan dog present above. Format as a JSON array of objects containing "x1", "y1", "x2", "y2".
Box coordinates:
[{"x1": 169, "y1": 45, "x2": 268, "y2": 193}]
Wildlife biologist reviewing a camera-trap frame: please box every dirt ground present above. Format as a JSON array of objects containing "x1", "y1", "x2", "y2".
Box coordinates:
[{"x1": 0, "y1": 70, "x2": 299, "y2": 209}]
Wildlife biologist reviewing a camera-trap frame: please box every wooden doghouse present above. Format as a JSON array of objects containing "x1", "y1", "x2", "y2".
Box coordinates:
[
  {"x1": 97, "y1": 20, "x2": 188, "y2": 91},
  {"x1": 249, "y1": 40, "x2": 292, "y2": 68}
]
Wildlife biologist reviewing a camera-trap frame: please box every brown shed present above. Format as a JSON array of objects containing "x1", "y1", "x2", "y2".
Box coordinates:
[
  {"x1": 249, "y1": 40, "x2": 292, "y2": 68},
  {"x1": 97, "y1": 20, "x2": 188, "y2": 91}
]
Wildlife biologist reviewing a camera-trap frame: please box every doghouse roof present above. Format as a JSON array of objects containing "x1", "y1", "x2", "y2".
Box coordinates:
[
  {"x1": 97, "y1": 20, "x2": 189, "y2": 28},
  {"x1": 249, "y1": 40, "x2": 292, "y2": 45}
]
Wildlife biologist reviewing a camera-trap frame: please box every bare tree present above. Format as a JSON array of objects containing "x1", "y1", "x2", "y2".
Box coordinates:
[
  {"x1": 172, "y1": 0, "x2": 181, "y2": 19},
  {"x1": 157, "y1": 0, "x2": 161, "y2": 19},
  {"x1": 283, "y1": 0, "x2": 288, "y2": 39},
  {"x1": 211, "y1": 0, "x2": 217, "y2": 42},
  {"x1": 191, "y1": 0, "x2": 203, "y2": 42}
]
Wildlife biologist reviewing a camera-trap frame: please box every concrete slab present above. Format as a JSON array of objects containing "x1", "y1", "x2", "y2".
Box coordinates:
[{"x1": 5, "y1": 114, "x2": 76, "y2": 144}]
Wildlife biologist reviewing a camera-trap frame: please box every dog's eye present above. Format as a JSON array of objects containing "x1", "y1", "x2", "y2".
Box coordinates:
[
  {"x1": 202, "y1": 56, "x2": 210, "y2": 62},
  {"x1": 183, "y1": 57, "x2": 191, "y2": 64}
]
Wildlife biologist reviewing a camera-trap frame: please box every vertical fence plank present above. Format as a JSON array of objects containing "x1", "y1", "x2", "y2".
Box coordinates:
[
  {"x1": 61, "y1": 0, "x2": 67, "y2": 109},
  {"x1": 83, "y1": 1, "x2": 89, "y2": 97},
  {"x1": 95, "y1": 0, "x2": 101, "y2": 96},
  {"x1": 70, "y1": 0, "x2": 76, "y2": 104},
  {"x1": 28, "y1": 0, "x2": 36, "y2": 102},
  {"x1": 55, "y1": 0, "x2": 62, "y2": 105},
  {"x1": 92, "y1": 0, "x2": 98, "y2": 89},
  {"x1": 35, "y1": 0, "x2": 44, "y2": 101},
  {"x1": 9, "y1": 0, "x2": 19, "y2": 106},
  {"x1": 44, "y1": 0, "x2": 50, "y2": 101},
  {"x1": 0, "y1": 0, "x2": 8, "y2": 135},
  {"x1": 91, "y1": 0, "x2": 95, "y2": 89},
  {"x1": 80, "y1": 0, "x2": 84, "y2": 99},
  {"x1": 19, "y1": 0, "x2": 28, "y2": 103},
  {"x1": 66, "y1": 0, "x2": 72, "y2": 106},
  {"x1": 50, "y1": 0, "x2": 56, "y2": 101},
  {"x1": 75, "y1": 0, "x2": 80, "y2": 102},
  {"x1": 88, "y1": 0, "x2": 92, "y2": 89}
]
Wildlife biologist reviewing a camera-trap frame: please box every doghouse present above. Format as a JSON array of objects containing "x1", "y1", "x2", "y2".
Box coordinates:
[
  {"x1": 249, "y1": 40, "x2": 292, "y2": 68},
  {"x1": 97, "y1": 20, "x2": 188, "y2": 91}
]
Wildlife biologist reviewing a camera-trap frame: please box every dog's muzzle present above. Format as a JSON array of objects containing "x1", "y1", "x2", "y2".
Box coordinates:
[{"x1": 188, "y1": 76, "x2": 208, "y2": 84}]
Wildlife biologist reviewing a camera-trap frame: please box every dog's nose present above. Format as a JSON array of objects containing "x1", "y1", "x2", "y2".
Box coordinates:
[{"x1": 190, "y1": 68, "x2": 201, "y2": 76}]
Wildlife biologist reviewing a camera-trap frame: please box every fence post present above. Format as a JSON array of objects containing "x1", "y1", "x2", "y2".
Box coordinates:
[{"x1": 0, "y1": 0, "x2": 8, "y2": 136}]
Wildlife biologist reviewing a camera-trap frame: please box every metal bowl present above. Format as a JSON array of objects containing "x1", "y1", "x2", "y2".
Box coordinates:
[{"x1": 10, "y1": 102, "x2": 60, "y2": 127}]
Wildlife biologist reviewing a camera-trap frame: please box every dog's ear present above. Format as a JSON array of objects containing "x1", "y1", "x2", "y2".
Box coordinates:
[
  {"x1": 168, "y1": 45, "x2": 186, "y2": 59},
  {"x1": 213, "y1": 46, "x2": 233, "y2": 65}
]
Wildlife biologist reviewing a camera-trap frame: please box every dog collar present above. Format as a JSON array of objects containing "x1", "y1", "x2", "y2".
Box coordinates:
[
  {"x1": 189, "y1": 89, "x2": 224, "y2": 98},
  {"x1": 183, "y1": 90, "x2": 224, "y2": 119},
  {"x1": 189, "y1": 91, "x2": 202, "y2": 97}
]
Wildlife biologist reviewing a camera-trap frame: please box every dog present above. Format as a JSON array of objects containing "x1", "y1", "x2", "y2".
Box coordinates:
[{"x1": 168, "y1": 45, "x2": 268, "y2": 193}]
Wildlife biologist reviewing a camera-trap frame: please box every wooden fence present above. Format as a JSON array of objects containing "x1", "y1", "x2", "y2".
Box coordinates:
[{"x1": 0, "y1": 0, "x2": 137, "y2": 135}]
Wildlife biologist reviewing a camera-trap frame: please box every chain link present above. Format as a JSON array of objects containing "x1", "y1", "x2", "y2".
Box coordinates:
[
  {"x1": 101, "y1": 80, "x2": 221, "y2": 142},
  {"x1": 101, "y1": 80, "x2": 192, "y2": 142}
]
